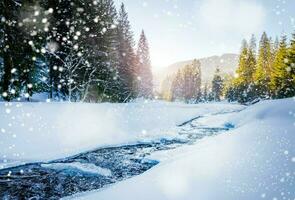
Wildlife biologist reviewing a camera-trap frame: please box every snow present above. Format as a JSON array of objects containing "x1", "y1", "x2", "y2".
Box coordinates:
[
  {"x1": 70, "y1": 98, "x2": 295, "y2": 200},
  {"x1": 0, "y1": 100, "x2": 243, "y2": 166}
]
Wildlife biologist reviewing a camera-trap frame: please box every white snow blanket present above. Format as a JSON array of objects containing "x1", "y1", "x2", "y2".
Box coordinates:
[
  {"x1": 0, "y1": 100, "x2": 242, "y2": 166},
  {"x1": 71, "y1": 98, "x2": 295, "y2": 200}
]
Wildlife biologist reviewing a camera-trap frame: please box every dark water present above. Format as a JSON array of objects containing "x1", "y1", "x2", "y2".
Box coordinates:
[{"x1": 0, "y1": 114, "x2": 234, "y2": 200}]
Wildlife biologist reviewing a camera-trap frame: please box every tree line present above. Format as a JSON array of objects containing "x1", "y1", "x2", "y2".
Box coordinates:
[
  {"x1": 160, "y1": 61, "x2": 224, "y2": 103},
  {"x1": 225, "y1": 32, "x2": 295, "y2": 103},
  {"x1": 161, "y1": 31, "x2": 294, "y2": 104},
  {"x1": 0, "y1": 0, "x2": 153, "y2": 102}
]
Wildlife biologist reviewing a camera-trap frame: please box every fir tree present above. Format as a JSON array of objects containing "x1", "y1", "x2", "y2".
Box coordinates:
[
  {"x1": 0, "y1": 0, "x2": 47, "y2": 100},
  {"x1": 0, "y1": 0, "x2": 20, "y2": 100},
  {"x1": 223, "y1": 75, "x2": 237, "y2": 102},
  {"x1": 202, "y1": 82, "x2": 209, "y2": 102},
  {"x1": 79, "y1": 0, "x2": 121, "y2": 102},
  {"x1": 116, "y1": 3, "x2": 137, "y2": 101},
  {"x1": 270, "y1": 35, "x2": 289, "y2": 98},
  {"x1": 254, "y1": 32, "x2": 273, "y2": 99},
  {"x1": 136, "y1": 30, "x2": 153, "y2": 98},
  {"x1": 171, "y1": 60, "x2": 201, "y2": 102},
  {"x1": 212, "y1": 67, "x2": 223, "y2": 101},
  {"x1": 281, "y1": 32, "x2": 295, "y2": 97},
  {"x1": 232, "y1": 39, "x2": 249, "y2": 103},
  {"x1": 171, "y1": 70, "x2": 182, "y2": 101},
  {"x1": 43, "y1": 0, "x2": 73, "y2": 99}
]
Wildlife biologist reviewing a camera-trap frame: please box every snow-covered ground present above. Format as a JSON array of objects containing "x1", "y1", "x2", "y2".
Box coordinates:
[
  {"x1": 1, "y1": 98, "x2": 294, "y2": 200},
  {"x1": 70, "y1": 98, "x2": 295, "y2": 200},
  {"x1": 0, "y1": 100, "x2": 243, "y2": 168}
]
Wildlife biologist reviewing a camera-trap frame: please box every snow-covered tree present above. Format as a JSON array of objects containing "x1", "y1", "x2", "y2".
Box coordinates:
[
  {"x1": 232, "y1": 36, "x2": 257, "y2": 103},
  {"x1": 116, "y1": 3, "x2": 137, "y2": 101},
  {"x1": 136, "y1": 30, "x2": 153, "y2": 98},
  {"x1": 0, "y1": 0, "x2": 21, "y2": 100},
  {"x1": 253, "y1": 32, "x2": 273, "y2": 99},
  {"x1": 0, "y1": 0, "x2": 48, "y2": 100},
  {"x1": 280, "y1": 32, "x2": 295, "y2": 98},
  {"x1": 211, "y1": 67, "x2": 224, "y2": 101},
  {"x1": 270, "y1": 35, "x2": 289, "y2": 98},
  {"x1": 40, "y1": 0, "x2": 122, "y2": 102},
  {"x1": 171, "y1": 59, "x2": 202, "y2": 102}
]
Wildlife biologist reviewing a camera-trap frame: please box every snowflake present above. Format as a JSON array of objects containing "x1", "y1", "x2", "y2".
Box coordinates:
[
  {"x1": 261, "y1": 193, "x2": 266, "y2": 198},
  {"x1": 5, "y1": 108, "x2": 11, "y2": 114},
  {"x1": 2, "y1": 92, "x2": 8, "y2": 97},
  {"x1": 94, "y1": 17, "x2": 99, "y2": 23},
  {"x1": 76, "y1": 31, "x2": 81, "y2": 36},
  {"x1": 41, "y1": 48, "x2": 46, "y2": 54},
  {"x1": 47, "y1": 8, "x2": 54, "y2": 14},
  {"x1": 286, "y1": 67, "x2": 291, "y2": 72},
  {"x1": 11, "y1": 68, "x2": 17, "y2": 73},
  {"x1": 41, "y1": 18, "x2": 48, "y2": 23},
  {"x1": 10, "y1": 89, "x2": 16, "y2": 94},
  {"x1": 27, "y1": 83, "x2": 33, "y2": 89}
]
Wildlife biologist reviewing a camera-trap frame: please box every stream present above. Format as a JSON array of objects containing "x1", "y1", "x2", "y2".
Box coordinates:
[{"x1": 0, "y1": 112, "x2": 236, "y2": 200}]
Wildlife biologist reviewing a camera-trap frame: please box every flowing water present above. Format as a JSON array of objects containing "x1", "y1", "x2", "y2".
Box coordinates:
[{"x1": 0, "y1": 112, "x2": 236, "y2": 199}]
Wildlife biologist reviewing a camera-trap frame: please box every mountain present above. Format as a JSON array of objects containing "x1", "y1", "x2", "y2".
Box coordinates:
[{"x1": 153, "y1": 53, "x2": 239, "y2": 91}]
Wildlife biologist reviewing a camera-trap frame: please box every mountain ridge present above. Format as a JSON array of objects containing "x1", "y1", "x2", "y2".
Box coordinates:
[{"x1": 153, "y1": 53, "x2": 239, "y2": 91}]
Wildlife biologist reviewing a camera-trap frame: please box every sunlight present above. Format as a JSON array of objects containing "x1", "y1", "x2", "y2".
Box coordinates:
[{"x1": 0, "y1": 0, "x2": 294, "y2": 199}]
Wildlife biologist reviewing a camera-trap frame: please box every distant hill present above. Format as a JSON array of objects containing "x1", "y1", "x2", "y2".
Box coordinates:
[{"x1": 153, "y1": 53, "x2": 239, "y2": 91}]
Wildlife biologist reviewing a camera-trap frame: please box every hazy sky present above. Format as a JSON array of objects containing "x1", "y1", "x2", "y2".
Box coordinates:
[{"x1": 114, "y1": 0, "x2": 295, "y2": 70}]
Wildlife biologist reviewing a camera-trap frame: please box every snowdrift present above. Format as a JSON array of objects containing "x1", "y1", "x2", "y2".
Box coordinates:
[
  {"x1": 0, "y1": 100, "x2": 242, "y2": 165},
  {"x1": 72, "y1": 98, "x2": 295, "y2": 200}
]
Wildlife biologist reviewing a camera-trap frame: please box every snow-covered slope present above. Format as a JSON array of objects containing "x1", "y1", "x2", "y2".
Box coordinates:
[
  {"x1": 72, "y1": 98, "x2": 295, "y2": 200},
  {"x1": 0, "y1": 100, "x2": 243, "y2": 166}
]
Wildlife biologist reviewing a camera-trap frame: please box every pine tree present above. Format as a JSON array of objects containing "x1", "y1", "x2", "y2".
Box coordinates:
[
  {"x1": 116, "y1": 3, "x2": 137, "y2": 101},
  {"x1": 40, "y1": 0, "x2": 121, "y2": 102},
  {"x1": 212, "y1": 67, "x2": 223, "y2": 101},
  {"x1": 233, "y1": 36, "x2": 257, "y2": 103},
  {"x1": 247, "y1": 35, "x2": 257, "y2": 81},
  {"x1": 273, "y1": 36, "x2": 280, "y2": 55},
  {"x1": 41, "y1": 0, "x2": 73, "y2": 99},
  {"x1": 202, "y1": 82, "x2": 209, "y2": 102},
  {"x1": 281, "y1": 32, "x2": 295, "y2": 97},
  {"x1": 136, "y1": 30, "x2": 153, "y2": 98},
  {"x1": 79, "y1": 0, "x2": 121, "y2": 102},
  {"x1": 192, "y1": 59, "x2": 202, "y2": 101},
  {"x1": 170, "y1": 60, "x2": 201, "y2": 102},
  {"x1": 0, "y1": 0, "x2": 19, "y2": 100},
  {"x1": 223, "y1": 75, "x2": 236, "y2": 102},
  {"x1": 232, "y1": 39, "x2": 248, "y2": 102},
  {"x1": 254, "y1": 32, "x2": 273, "y2": 99},
  {"x1": 0, "y1": 0, "x2": 141, "y2": 102},
  {"x1": 171, "y1": 70, "x2": 183, "y2": 101},
  {"x1": 243, "y1": 35, "x2": 257, "y2": 102},
  {"x1": 270, "y1": 35, "x2": 288, "y2": 98},
  {"x1": 18, "y1": 1, "x2": 49, "y2": 100},
  {"x1": 0, "y1": 0, "x2": 46, "y2": 101}
]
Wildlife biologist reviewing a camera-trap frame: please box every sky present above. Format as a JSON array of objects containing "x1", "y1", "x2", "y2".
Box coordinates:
[{"x1": 114, "y1": 0, "x2": 295, "y2": 70}]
